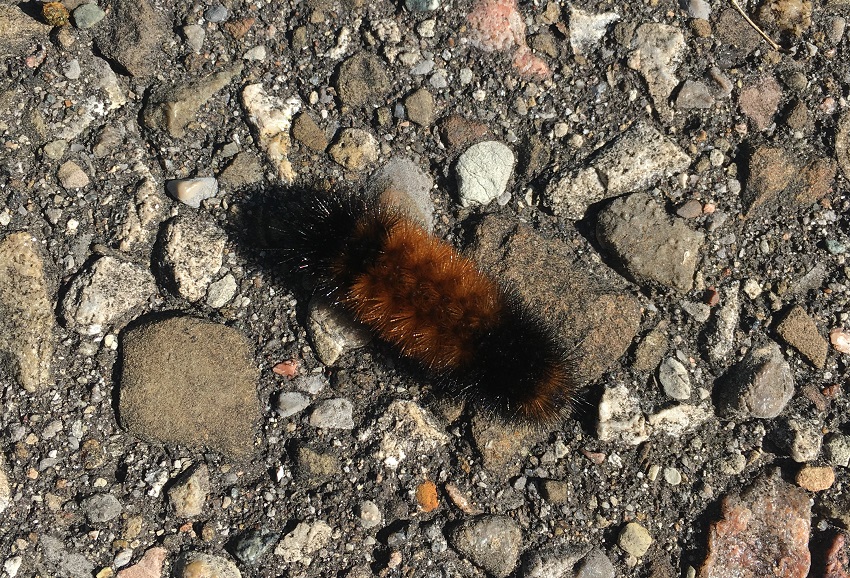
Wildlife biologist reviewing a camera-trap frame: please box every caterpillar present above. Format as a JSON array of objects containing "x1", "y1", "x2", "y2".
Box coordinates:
[{"x1": 269, "y1": 191, "x2": 576, "y2": 423}]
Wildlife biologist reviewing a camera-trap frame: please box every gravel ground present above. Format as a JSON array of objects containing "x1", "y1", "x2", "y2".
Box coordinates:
[{"x1": 1, "y1": 0, "x2": 850, "y2": 577}]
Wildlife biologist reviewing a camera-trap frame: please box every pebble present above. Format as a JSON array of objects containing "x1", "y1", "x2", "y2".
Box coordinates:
[
  {"x1": 776, "y1": 305, "x2": 829, "y2": 368},
  {"x1": 231, "y1": 530, "x2": 279, "y2": 564},
  {"x1": 521, "y1": 545, "x2": 590, "y2": 578},
  {"x1": 291, "y1": 112, "x2": 328, "y2": 152},
  {"x1": 369, "y1": 157, "x2": 435, "y2": 231},
  {"x1": 738, "y1": 76, "x2": 782, "y2": 131},
  {"x1": 58, "y1": 160, "x2": 90, "y2": 189},
  {"x1": 417, "y1": 19, "x2": 437, "y2": 38},
  {"x1": 664, "y1": 467, "x2": 682, "y2": 485},
  {"x1": 415, "y1": 480, "x2": 439, "y2": 512},
  {"x1": 116, "y1": 546, "x2": 166, "y2": 578},
  {"x1": 61, "y1": 256, "x2": 156, "y2": 335},
  {"x1": 294, "y1": 444, "x2": 340, "y2": 488},
  {"x1": 831, "y1": 328, "x2": 850, "y2": 354},
  {"x1": 405, "y1": 0, "x2": 439, "y2": 10},
  {"x1": 63, "y1": 58, "x2": 81, "y2": 80},
  {"x1": 699, "y1": 473, "x2": 810, "y2": 578},
  {"x1": 218, "y1": 152, "x2": 263, "y2": 189},
  {"x1": 358, "y1": 500, "x2": 382, "y2": 528},
  {"x1": 336, "y1": 53, "x2": 391, "y2": 108},
  {"x1": 625, "y1": 23, "x2": 684, "y2": 115},
  {"x1": 168, "y1": 463, "x2": 209, "y2": 518},
  {"x1": 94, "y1": 0, "x2": 166, "y2": 77},
  {"x1": 293, "y1": 374, "x2": 326, "y2": 395},
  {"x1": 119, "y1": 316, "x2": 260, "y2": 457},
  {"x1": 243, "y1": 45, "x2": 266, "y2": 60},
  {"x1": 596, "y1": 192, "x2": 705, "y2": 292},
  {"x1": 544, "y1": 167, "x2": 606, "y2": 220},
  {"x1": 576, "y1": 548, "x2": 616, "y2": 578},
  {"x1": 241, "y1": 84, "x2": 301, "y2": 183},
  {"x1": 743, "y1": 278, "x2": 762, "y2": 299},
  {"x1": 686, "y1": 0, "x2": 711, "y2": 19},
  {"x1": 719, "y1": 340, "x2": 793, "y2": 419},
  {"x1": 633, "y1": 321, "x2": 669, "y2": 372},
  {"x1": 456, "y1": 141, "x2": 514, "y2": 207},
  {"x1": 305, "y1": 296, "x2": 372, "y2": 365},
  {"x1": 375, "y1": 401, "x2": 448, "y2": 469},
  {"x1": 203, "y1": 4, "x2": 228, "y2": 22},
  {"x1": 206, "y1": 273, "x2": 237, "y2": 308},
  {"x1": 182, "y1": 24, "x2": 205, "y2": 53},
  {"x1": 404, "y1": 88, "x2": 436, "y2": 126},
  {"x1": 328, "y1": 128, "x2": 379, "y2": 170},
  {"x1": 658, "y1": 357, "x2": 691, "y2": 399},
  {"x1": 787, "y1": 419, "x2": 823, "y2": 463},
  {"x1": 175, "y1": 552, "x2": 240, "y2": 578},
  {"x1": 597, "y1": 385, "x2": 650, "y2": 445},
  {"x1": 741, "y1": 146, "x2": 797, "y2": 216},
  {"x1": 618, "y1": 522, "x2": 652, "y2": 558},
  {"x1": 824, "y1": 434, "x2": 850, "y2": 467},
  {"x1": 539, "y1": 479, "x2": 570, "y2": 505},
  {"x1": 0, "y1": 233, "x2": 55, "y2": 392},
  {"x1": 568, "y1": 6, "x2": 619, "y2": 57},
  {"x1": 43, "y1": 139, "x2": 68, "y2": 160},
  {"x1": 165, "y1": 177, "x2": 219, "y2": 208},
  {"x1": 82, "y1": 493, "x2": 123, "y2": 523},
  {"x1": 275, "y1": 391, "x2": 310, "y2": 418},
  {"x1": 274, "y1": 521, "x2": 332, "y2": 564},
  {"x1": 39, "y1": 535, "x2": 95, "y2": 578},
  {"x1": 449, "y1": 515, "x2": 522, "y2": 578},
  {"x1": 42, "y1": 2, "x2": 70, "y2": 26},
  {"x1": 145, "y1": 65, "x2": 243, "y2": 139},
  {"x1": 161, "y1": 213, "x2": 226, "y2": 303},
  {"x1": 796, "y1": 465, "x2": 835, "y2": 491},
  {"x1": 675, "y1": 80, "x2": 714, "y2": 109},
  {"x1": 706, "y1": 282, "x2": 740, "y2": 363},
  {"x1": 837, "y1": 111, "x2": 850, "y2": 180},
  {"x1": 0, "y1": 457, "x2": 10, "y2": 514},
  {"x1": 308, "y1": 398, "x2": 355, "y2": 429},
  {"x1": 73, "y1": 3, "x2": 105, "y2": 29}
]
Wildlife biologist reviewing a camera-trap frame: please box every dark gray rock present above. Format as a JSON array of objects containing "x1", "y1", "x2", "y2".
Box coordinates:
[
  {"x1": 719, "y1": 341, "x2": 794, "y2": 419},
  {"x1": 449, "y1": 515, "x2": 522, "y2": 578},
  {"x1": 94, "y1": 0, "x2": 168, "y2": 77}
]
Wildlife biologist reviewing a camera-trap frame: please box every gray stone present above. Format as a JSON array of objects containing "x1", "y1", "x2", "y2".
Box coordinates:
[
  {"x1": 182, "y1": 24, "x2": 205, "y2": 53},
  {"x1": 358, "y1": 500, "x2": 382, "y2": 528},
  {"x1": 625, "y1": 23, "x2": 685, "y2": 116},
  {"x1": 117, "y1": 176, "x2": 167, "y2": 252},
  {"x1": 73, "y1": 4, "x2": 106, "y2": 29},
  {"x1": 218, "y1": 152, "x2": 263, "y2": 190},
  {"x1": 592, "y1": 122, "x2": 691, "y2": 196},
  {"x1": 81, "y1": 493, "x2": 122, "y2": 523},
  {"x1": 274, "y1": 521, "x2": 332, "y2": 565},
  {"x1": 597, "y1": 385, "x2": 650, "y2": 445},
  {"x1": 406, "y1": 0, "x2": 440, "y2": 11},
  {"x1": 837, "y1": 111, "x2": 850, "y2": 180},
  {"x1": 144, "y1": 65, "x2": 243, "y2": 138},
  {"x1": 647, "y1": 404, "x2": 712, "y2": 437},
  {"x1": 62, "y1": 59, "x2": 81, "y2": 80},
  {"x1": 206, "y1": 273, "x2": 237, "y2": 308},
  {"x1": 633, "y1": 320, "x2": 670, "y2": 372},
  {"x1": 706, "y1": 282, "x2": 740, "y2": 363},
  {"x1": 618, "y1": 522, "x2": 652, "y2": 557},
  {"x1": 658, "y1": 357, "x2": 691, "y2": 400},
  {"x1": 369, "y1": 157, "x2": 435, "y2": 231},
  {"x1": 824, "y1": 434, "x2": 850, "y2": 467},
  {"x1": 293, "y1": 374, "x2": 327, "y2": 395},
  {"x1": 577, "y1": 548, "x2": 616, "y2": 578},
  {"x1": 375, "y1": 400, "x2": 448, "y2": 469},
  {"x1": 61, "y1": 256, "x2": 156, "y2": 335},
  {"x1": 43, "y1": 140, "x2": 68, "y2": 160},
  {"x1": 456, "y1": 141, "x2": 515, "y2": 207},
  {"x1": 119, "y1": 316, "x2": 260, "y2": 457},
  {"x1": 405, "y1": 88, "x2": 436, "y2": 126},
  {"x1": 94, "y1": 0, "x2": 167, "y2": 77},
  {"x1": 450, "y1": 515, "x2": 522, "y2": 577},
  {"x1": 521, "y1": 544, "x2": 589, "y2": 578},
  {"x1": 568, "y1": 6, "x2": 619, "y2": 57},
  {"x1": 204, "y1": 4, "x2": 228, "y2": 22},
  {"x1": 231, "y1": 529, "x2": 279, "y2": 564},
  {"x1": 275, "y1": 391, "x2": 310, "y2": 418},
  {"x1": 787, "y1": 419, "x2": 822, "y2": 463},
  {"x1": 336, "y1": 53, "x2": 392, "y2": 108},
  {"x1": 0, "y1": 233, "x2": 55, "y2": 392},
  {"x1": 167, "y1": 463, "x2": 209, "y2": 518},
  {"x1": 719, "y1": 341, "x2": 794, "y2": 419},
  {"x1": 308, "y1": 398, "x2": 355, "y2": 429},
  {"x1": 596, "y1": 192, "x2": 705, "y2": 291},
  {"x1": 39, "y1": 535, "x2": 95, "y2": 578},
  {"x1": 58, "y1": 161, "x2": 90, "y2": 189},
  {"x1": 545, "y1": 167, "x2": 606, "y2": 220},
  {"x1": 305, "y1": 296, "x2": 372, "y2": 365},
  {"x1": 174, "y1": 552, "x2": 241, "y2": 578},
  {"x1": 539, "y1": 480, "x2": 570, "y2": 505},
  {"x1": 676, "y1": 80, "x2": 715, "y2": 109},
  {"x1": 328, "y1": 128, "x2": 379, "y2": 171},
  {"x1": 161, "y1": 213, "x2": 227, "y2": 303},
  {"x1": 0, "y1": 456, "x2": 10, "y2": 514},
  {"x1": 294, "y1": 445, "x2": 339, "y2": 487}
]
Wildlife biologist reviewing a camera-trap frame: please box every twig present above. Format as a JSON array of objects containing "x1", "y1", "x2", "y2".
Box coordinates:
[{"x1": 730, "y1": 0, "x2": 782, "y2": 52}]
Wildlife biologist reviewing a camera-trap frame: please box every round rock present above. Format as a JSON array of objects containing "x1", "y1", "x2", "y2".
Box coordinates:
[
  {"x1": 456, "y1": 141, "x2": 515, "y2": 207},
  {"x1": 618, "y1": 522, "x2": 652, "y2": 557},
  {"x1": 309, "y1": 398, "x2": 355, "y2": 429},
  {"x1": 328, "y1": 128, "x2": 379, "y2": 171},
  {"x1": 82, "y1": 493, "x2": 122, "y2": 523},
  {"x1": 165, "y1": 177, "x2": 219, "y2": 208},
  {"x1": 449, "y1": 514, "x2": 522, "y2": 577},
  {"x1": 658, "y1": 357, "x2": 691, "y2": 400},
  {"x1": 336, "y1": 52, "x2": 391, "y2": 108}
]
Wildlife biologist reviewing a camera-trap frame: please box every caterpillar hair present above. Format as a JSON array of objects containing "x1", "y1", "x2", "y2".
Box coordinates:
[{"x1": 269, "y1": 191, "x2": 576, "y2": 423}]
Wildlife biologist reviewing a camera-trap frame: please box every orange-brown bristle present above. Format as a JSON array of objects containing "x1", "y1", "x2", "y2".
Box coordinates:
[{"x1": 344, "y1": 219, "x2": 505, "y2": 371}]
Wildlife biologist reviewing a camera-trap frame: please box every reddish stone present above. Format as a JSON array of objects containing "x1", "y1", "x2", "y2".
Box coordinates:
[
  {"x1": 698, "y1": 473, "x2": 811, "y2": 578},
  {"x1": 466, "y1": 0, "x2": 551, "y2": 78},
  {"x1": 438, "y1": 115, "x2": 489, "y2": 150},
  {"x1": 739, "y1": 76, "x2": 783, "y2": 131},
  {"x1": 117, "y1": 547, "x2": 167, "y2": 578},
  {"x1": 272, "y1": 359, "x2": 299, "y2": 377},
  {"x1": 824, "y1": 534, "x2": 850, "y2": 578}
]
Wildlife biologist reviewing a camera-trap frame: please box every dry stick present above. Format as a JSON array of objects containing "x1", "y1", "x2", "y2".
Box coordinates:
[{"x1": 730, "y1": 0, "x2": 782, "y2": 52}]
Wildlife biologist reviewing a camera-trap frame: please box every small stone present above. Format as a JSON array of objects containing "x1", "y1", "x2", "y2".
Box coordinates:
[
  {"x1": 658, "y1": 357, "x2": 691, "y2": 400},
  {"x1": 618, "y1": 522, "x2": 652, "y2": 557},
  {"x1": 438, "y1": 115, "x2": 489, "y2": 150},
  {"x1": 358, "y1": 501, "x2": 382, "y2": 528},
  {"x1": 175, "y1": 553, "x2": 240, "y2": 578},
  {"x1": 406, "y1": 0, "x2": 439, "y2": 11},
  {"x1": 824, "y1": 434, "x2": 850, "y2": 467},
  {"x1": 417, "y1": 19, "x2": 437, "y2": 38},
  {"x1": 206, "y1": 274, "x2": 237, "y2": 309},
  {"x1": 597, "y1": 385, "x2": 650, "y2": 445},
  {"x1": 796, "y1": 465, "x2": 835, "y2": 491},
  {"x1": 676, "y1": 80, "x2": 714, "y2": 109},
  {"x1": 787, "y1": 419, "x2": 822, "y2": 463},
  {"x1": 58, "y1": 160, "x2": 90, "y2": 189},
  {"x1": 43, "y1": 140, "x2": 68, "y2": 160},
  {"x1": 203, "y1": 4, "x2": 228, "y2": 22},
  {"x1": 182, "y1": 25, "x2": 205, "y2": 53},
  {"x1": 449, "y1": 515, "x2": 522, "y2": 578},
  {"x1": 743, "y1": 278, "x2": 762, "y2": 299},
  {"x1": 43, "y1": 2, "x2": 70, "y2": 26},
  {"x1": 545, "y1": 167, "x2": 606, "y2": 220},
  {"x1": 63, "y1": 58, "x2": 81, "y2": 80},
  {"x1": 625, "y1": 23, "x2": 685, "y2": 115},
  {"x1": 738, "y1": 76, "x2": 783, "y2": 131},
  {"x1": 275, "y1": 391, "x2": 310, "y2": 418},
  {"x1": 0, "y1": 457, "x2": 10, "y2": 514},
  {"x1": 336, "y1": 52, "x2": 391, "y2": 108},
  {"x1": 94, "y1": 0, "x2": 166, "y2": 77},
  {"x1": 161, "y1": 214, "x2": 226, "y2": 303},
  {"x1": 568, "y1": 6, "x2": 619, "y2": 56},
  {"x1": 664, "y1": 467, "x2": 682, "y2": 485},
  {"x1": 776, "y1": 305, "x2": 829, "y2": 368},
  {"x1": 830, "y1": 328, "x2": 850, "y2": 355},
  {"x1": 521, "y1": 545, "x2": 591, "y2": 578},
  {"x1": 39, "y1": 536, "x2": 95, "y2": 578},
  {"x1": 294, "y1": 445, "x2": 340, "y2": 487},
  {"x1": 456, "y1": 141, "x2": 514, "y2": 207},
  {"x1": 82, "y1": 493, "x2": 122, "y2": 523},
  {"x1": 633, "y1": 321, "x2": 669, "y2": 372},
  {"x1": 741, "y1": 146, "x2": 798, "y2": 216},
  {"x1": 415, "y1": 480, "x2": 439, "y2": 512},
  {"x1": 218, "y1": 152, "x2": 262, "y2": 190},
  {"x1": 698, "y1": 473, "x2": 810, "y2": 578},
  {"x1": 308, "y1": 398, "x2": 355, "y2": 429},
  {"x1": 274, "y1": 521, "x2": 332, "y2": 564},
  {"x1": 706, "y1": 283, "x2": 740, "y2": 363},
  {"x1": 539, "y1": 479, "x2": 570, "y2": 505},
  {"x1": 404, "y1": 88, "x2": 436, "y2": 126},
  {"x1": 230, "y1": 529, "x2": 279, "y2": 564},
  {"x1": 375, "y1": 400, "x2": 448, "y2": 469},
  {"x1": 291, "y1": 112, "x2": 328, "y2": 152},
  {"x1": 165, "y1": 177, "x2": 219, "y2": 208},
  {"x1": 168, "y1": 463, "x2": 210, "y2": 518},
  {"x1": 369, "y1": 157, "x2": 435, "y2": 231},
  {"x1": 596, "y1": 192, "x2": 705, "y2": 291},
  {"x1": 719, "y1": 340, "x2": 794, "y2": 419},
  {"x1": 328, "y1": 128, "x2": 379, "y2": 171},
  {"x1": 116, "y1": 547, "x2": 166, "y2": 578},
  {"x1": 242, "y1": 45, "x2": 266, "y2": 60},
  {"x1": 241, "y1": 84, "x2": 301, "y2": 183},
  {"x1": 837, "y1": 111, "x2": 850, "y2": 180},
  {"x1": 676, "y1": 199, "x2": 703, "y2": 218},
  {"x1": 576, "y1": 548, "x2": 616, "y2": 578},
  {"x1": 305, "y1": 297, "x2": 372, "y2": 365},
  {"x1": 73, "y1": 4, "x2": 105, "y2": 29}
]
